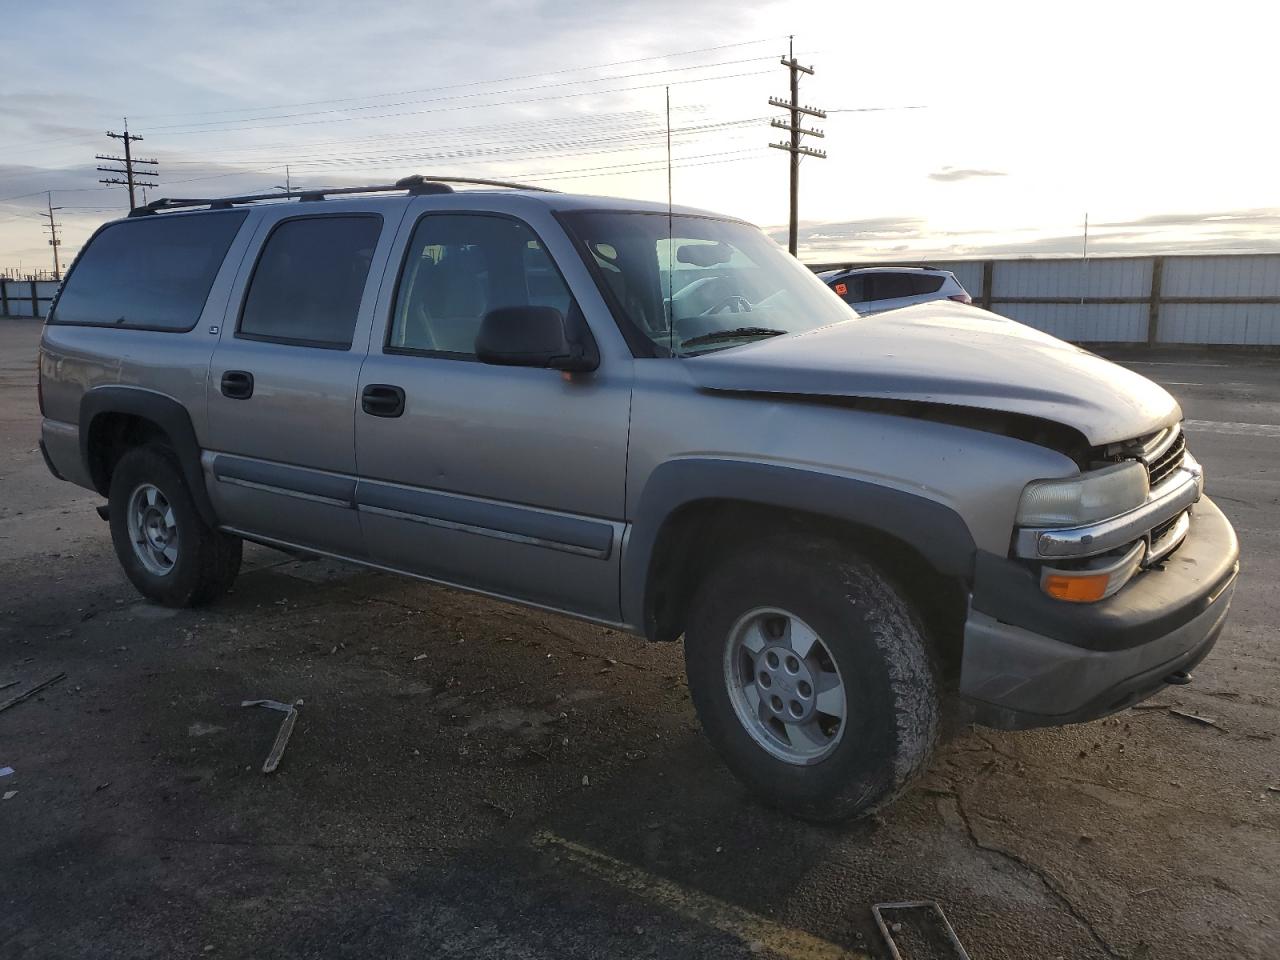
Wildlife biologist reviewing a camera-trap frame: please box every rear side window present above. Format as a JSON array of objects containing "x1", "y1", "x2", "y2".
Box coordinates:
[
  {"x1": 239, "y1": 215, "x2": 382, "y2": 348},
  {"x1": 911, "y1": 274, "x2": 945, "y2": 295},
  {"x1": 867, "y1": 273, "x2": 917, "y2": 301},
  {"x1": 50, "y1": 211, "x2": 247, "y2": 330},
  {"x1": 831, "y1": 275, "x2": 866, "y2": 303}
]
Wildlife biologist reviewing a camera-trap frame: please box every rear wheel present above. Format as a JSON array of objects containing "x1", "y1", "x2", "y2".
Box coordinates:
[
  {"x1": 108, "y1": 445, "x2": 241, "y2": 607},
  {"x1": 684, "y1": 535, "x2": 939, "y2": 821}
]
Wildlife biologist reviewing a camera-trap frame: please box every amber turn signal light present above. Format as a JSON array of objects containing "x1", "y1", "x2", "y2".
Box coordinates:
[{"x1": 1041, "y1": 572, "x2": 1110, "y2": 603}]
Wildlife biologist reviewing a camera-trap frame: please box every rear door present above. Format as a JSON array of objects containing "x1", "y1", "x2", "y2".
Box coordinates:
[
  {"x1": 353, "y1": 202, "x2": 632, "y2": 621},
  {"x1": 204, "y1": 204, "x2": 402, "y2": 557}
]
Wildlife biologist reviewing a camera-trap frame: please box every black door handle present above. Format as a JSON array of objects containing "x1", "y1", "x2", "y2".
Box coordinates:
[
  {"x1": 361, "y1": 384, "x2": 405, "y2": 418},
  {"x1": 221, "y1": 370, "x2": 254, "y2": 399}
]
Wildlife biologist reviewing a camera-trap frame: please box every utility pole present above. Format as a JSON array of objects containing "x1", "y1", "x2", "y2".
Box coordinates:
[
  {"x1": 768, "y1": 37, "x2": 826, "y2": 257},
  {"x1": 40, "y1": 192, "x2": 63, "y2": 280},
  {"x1": 97, "y1": 120, "x2": 158, "y2": 210}
]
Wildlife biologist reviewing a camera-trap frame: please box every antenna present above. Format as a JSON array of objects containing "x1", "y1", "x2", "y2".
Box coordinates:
[
  {"x1": 666, "y1": 85, "x2": 675, "y2": 357},
  {"x1": 1080, "y1": 211, "x2": 1089, "y2": 305}
]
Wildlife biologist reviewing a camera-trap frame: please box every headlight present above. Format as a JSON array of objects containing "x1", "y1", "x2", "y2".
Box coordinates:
[{"x1": 1016, "y1": 461, "x2": 1150, "y2": 527}]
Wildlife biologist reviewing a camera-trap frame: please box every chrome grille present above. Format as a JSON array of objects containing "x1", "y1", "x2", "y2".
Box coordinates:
[{"x1": 1146, "y1": 431, "x2": 1186, "y2": 488}]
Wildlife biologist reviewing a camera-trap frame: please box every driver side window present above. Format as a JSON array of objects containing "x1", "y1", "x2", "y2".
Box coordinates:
[{"x1": 388, "y1": 213, "x2": 573, "y2": 358}]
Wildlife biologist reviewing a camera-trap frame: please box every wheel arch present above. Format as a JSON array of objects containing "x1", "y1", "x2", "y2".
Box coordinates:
[
  {"x1": 624, "y1": 459, "x2": 976, "y2": 669},
  {"x1": 79, "y1": 386, "x2": 217, "y2": 526}
]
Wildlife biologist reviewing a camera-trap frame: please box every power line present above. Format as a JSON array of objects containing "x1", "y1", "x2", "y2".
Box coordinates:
[
  {"x1": 827, "y1": 105, "x2": 927, "y2": 113},
  {"x1": 768, "y1": 38, "x2": 826, "y2": 256},
  {"x1": 0, "y1": 189, "x2": 54, "y2": 203},
  {"x1": 516, "y1": 148, "x2": 765, "y2": 182},
  {"x1": 152, "y1": 68, "x2": 774, "y2": 137},
  {"x1": 40, "y1": 192, "x2": 63, "y2": 280},
  {"x1": 1, "y1": 38, "x2": 799, "y2": 158},
  {"x1": 132, "y1": 37, "x2": 785, "y2": 121},
  {"x1": 158, "y1": 110, "x2": 712, "y2": 167},
  {"x1": 184, "y1": 117, "x2": 764, "y2": 174},
  {"x1": 146, "y1": 55, "x2": 777, "y2": 131},
  {"x1": 96, "y1": 122, "x2": 158, "y2": 210}
]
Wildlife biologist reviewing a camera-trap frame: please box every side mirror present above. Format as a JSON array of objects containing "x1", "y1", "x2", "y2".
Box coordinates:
[{"x1": 475, "y1": 305, "x2": 599, "y2": 373}]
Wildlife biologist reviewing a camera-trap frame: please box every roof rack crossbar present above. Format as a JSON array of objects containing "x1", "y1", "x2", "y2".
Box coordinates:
[{"x1": 128, "y1": 174, "x2": 556, "y2": 217}]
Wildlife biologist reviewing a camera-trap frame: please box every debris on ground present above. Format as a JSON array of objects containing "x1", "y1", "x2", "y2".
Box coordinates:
[
  {"x1": 479, "y1": 798, "x2": 515, "y2": 819},
  {"x1": 2, "y1": 790, "x2": 15, "y2": 801},
  {"x1": 873, "y1": 901, "x2": 972, "y2": 960},
  {"x1": 0, "y1": 766, "x2": 14, "y2": 777},
  {"x1": 0, "y1": 672, "x2": 67, "y2": 715},
  {"x1": 241, "y1": 699, "x2": 303, "y2": 774},
  {"x1": 1168, "y1": 708, "x2": 1221, "y2": 728}
]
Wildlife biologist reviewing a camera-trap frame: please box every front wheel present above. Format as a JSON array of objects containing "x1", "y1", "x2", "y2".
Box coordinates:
[
  {"x1": 684, "y1": 535, "x2": 939, "y2": 821},
  {"x1": 108, "y1": 445, "x2": 242, "y2": 607}
]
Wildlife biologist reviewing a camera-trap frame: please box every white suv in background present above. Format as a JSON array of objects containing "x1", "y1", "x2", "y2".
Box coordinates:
[{"x1": 817, "y1": 265, "x2": 972, "y2": 314}]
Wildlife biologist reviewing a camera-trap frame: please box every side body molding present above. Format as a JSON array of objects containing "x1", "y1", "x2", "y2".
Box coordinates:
[
  {"x1": 79, "y1": 386, "x2": 218, "y2": 525},
  {"x1": 621, "y1": 458, "x2": 977, "y2": 633}
]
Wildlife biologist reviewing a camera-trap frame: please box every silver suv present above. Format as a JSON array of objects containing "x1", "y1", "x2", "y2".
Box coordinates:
[
  {"x1": 37, "y1": 176, "x2": 1239, "y2": 820},
  {"x1": 816, "y1": 265, "x2": 972, "y2": 314}
]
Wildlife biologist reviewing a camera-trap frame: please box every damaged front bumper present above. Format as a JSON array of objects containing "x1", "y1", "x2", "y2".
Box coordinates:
[{"x1": 959, "y1": 496, "x2": 1239, "y2": 730}]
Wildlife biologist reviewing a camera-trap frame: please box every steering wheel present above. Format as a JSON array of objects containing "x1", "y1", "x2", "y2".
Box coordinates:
[{"x1": 700, "y1": 294, "x2": 752, "y2": 317}]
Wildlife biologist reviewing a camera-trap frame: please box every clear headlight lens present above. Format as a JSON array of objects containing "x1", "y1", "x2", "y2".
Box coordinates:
[{"x1": 1016, "y1": 461, "x2": 1150, "y2": 527}]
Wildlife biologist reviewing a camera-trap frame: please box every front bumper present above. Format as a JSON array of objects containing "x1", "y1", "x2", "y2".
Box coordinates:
[{"x1": 960, "y1": 496, "x2": 1239, "y2": 730}]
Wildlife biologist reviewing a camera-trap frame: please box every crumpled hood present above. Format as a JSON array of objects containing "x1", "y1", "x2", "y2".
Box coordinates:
[{"x1": 686, "y1": 301, "x2": 1181, "y2": 447}]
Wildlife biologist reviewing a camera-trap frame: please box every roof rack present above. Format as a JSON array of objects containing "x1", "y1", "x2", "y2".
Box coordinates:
[{"x1": 128, "y1": 174, "x2": 557, "y2": 217}]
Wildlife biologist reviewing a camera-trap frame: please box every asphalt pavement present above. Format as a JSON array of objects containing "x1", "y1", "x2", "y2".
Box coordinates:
[{"x1": 1, "y1": 318, "x2": 1277, "y2": 960}]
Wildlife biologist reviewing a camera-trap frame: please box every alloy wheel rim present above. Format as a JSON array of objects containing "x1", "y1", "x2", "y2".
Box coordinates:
[
  {"x1": 126, "y1": 483, "x2": 178, "y2": 576},
  {"x1": 722, "y1": 607, "x2": 846, "y2": 765}
]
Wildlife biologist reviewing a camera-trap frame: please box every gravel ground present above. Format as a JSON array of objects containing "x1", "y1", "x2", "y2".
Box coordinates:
[{"x1": 1, "y1": 317, "x2": 1276, "y2": 959}]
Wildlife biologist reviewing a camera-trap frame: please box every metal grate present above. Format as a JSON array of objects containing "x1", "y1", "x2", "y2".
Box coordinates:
[{"x1": 1147, "y1": 431, "x2": 1187, "y2": 488}]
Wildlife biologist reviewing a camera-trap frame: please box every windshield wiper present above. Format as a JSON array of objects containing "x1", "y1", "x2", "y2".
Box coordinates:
[{"x1": 679, "y1": 327, "x2": 787, "y2": 349}]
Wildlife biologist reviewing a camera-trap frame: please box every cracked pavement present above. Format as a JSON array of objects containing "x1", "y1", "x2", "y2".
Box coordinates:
[{"x1": 2, "y1": 319, "x2": 1278, "y2": 959}]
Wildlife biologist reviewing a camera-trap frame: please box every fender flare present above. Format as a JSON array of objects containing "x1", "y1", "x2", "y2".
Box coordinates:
[
  {"x1": 79, "y1": 386, "x2": 218, "y2": 526},
  {"x1": 621, "y1": 458, "x2": 977, "y2": 631}
]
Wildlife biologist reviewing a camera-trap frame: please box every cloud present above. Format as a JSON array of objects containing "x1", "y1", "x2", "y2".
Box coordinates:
[
  {"x1": 768, "y1": 216, "x2": 925, "y2": 246},
  {"x1": 780, "y1": 206, "x2": 1280, "y2": 262},
  {"x1": 1095, "y1": 208, "x2": 1280, "y2": 229},
  {"x1": 927, "y1": 167, "x2": 1007, "y2": 182}
]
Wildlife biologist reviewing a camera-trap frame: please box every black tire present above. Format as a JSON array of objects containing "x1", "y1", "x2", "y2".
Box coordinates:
[
  {"x1": 107, "y1": 445, "x2": 242, "y2": 607},
  {"x1": 684, "y1": 535, "x2": 939, "y2": 821}
]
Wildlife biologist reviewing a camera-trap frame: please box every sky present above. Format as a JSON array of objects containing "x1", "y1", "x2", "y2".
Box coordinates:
[{"x1": 2, "y1": 0, "x2": 1278, "y2": 276}]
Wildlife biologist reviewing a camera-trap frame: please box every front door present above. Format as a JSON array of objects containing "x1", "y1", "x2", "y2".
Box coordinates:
[
  {"x1": 205, "y1": 208, "x2": 398, "y2": 557},
  {"x1": 354, "y1": 208, "x2": 631, "y2": 621}
]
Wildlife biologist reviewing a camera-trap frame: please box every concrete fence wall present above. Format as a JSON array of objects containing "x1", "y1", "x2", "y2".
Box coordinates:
[
  {"x1": 0, "y1": 279, "x2": 60, "y2": 319},
  {"x1": 809, "y1": 253, "x2": 1280, "y2": 346}
]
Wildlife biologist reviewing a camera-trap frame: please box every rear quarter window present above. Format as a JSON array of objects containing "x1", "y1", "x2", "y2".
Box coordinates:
[
  {"x1": 911, "y1": 274, "x2": 946, "y2": 295},
  {"x1": 49, "y1": 211, "x2": 248, "y2": 331}
]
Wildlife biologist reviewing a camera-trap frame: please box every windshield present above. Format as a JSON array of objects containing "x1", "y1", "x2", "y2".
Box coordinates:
[{"x1": 561, "y1": 211, "x2": 858, "y2": 356}]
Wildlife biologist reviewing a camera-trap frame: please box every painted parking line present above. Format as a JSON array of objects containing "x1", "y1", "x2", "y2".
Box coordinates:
[
  {"x1": 1184, "y1": 419, "x2": 1280, "y2": 438},
  {"x1": 532, "y1": 831, "x2": 867, "y2": 960}
]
